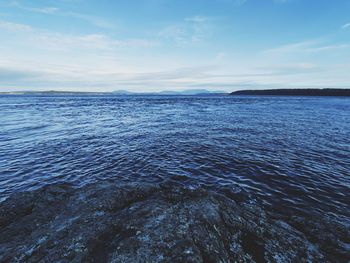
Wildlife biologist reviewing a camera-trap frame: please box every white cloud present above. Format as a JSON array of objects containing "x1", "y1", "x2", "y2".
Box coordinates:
[
  {"x1": 0, "y1": 20, "x2": 32, "y2": 32},
  {"x1": 0, "y1": 19, "x2": 157, "y2": 52},
  {"x1": 219, "y1": 0, "x2": 247, "y2": 6},
  {"x1": 62, "y1": 12, "x2": 115, "y2": 29},
  {"x1": 0, "y1": 18, "x2": 164, "y2": 91},
  {"x1": 342, "y1": 23, "x2": 350, "y2": 29},
  {"x1": 2, "y1": 44, "x2": 349, "y2": 92},
  {"x1": 264, "y1": 40, "x2": 350, "y2": 54},
  {"x1": 159, "y1": 15, "x2": 213, "y2": 45},
  {"x1": 10, "y1": 1, "x2": 59, "y2": 14},
  {"x1": 1, "y1": 60, "x2": 349, "y2": 92},
  {"x1": 9, "y1": 1, "x2": 115, "y2": 28}
]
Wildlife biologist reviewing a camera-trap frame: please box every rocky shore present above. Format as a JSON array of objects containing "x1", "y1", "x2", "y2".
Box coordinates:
[{"x1": 0, "y1": 182, "x2": 349, "y2": 262}]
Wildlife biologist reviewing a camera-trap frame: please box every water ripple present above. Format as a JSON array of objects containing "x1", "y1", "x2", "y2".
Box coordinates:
[{"x1": 0, "y1": 95, "x2": 349, "y2": 219}]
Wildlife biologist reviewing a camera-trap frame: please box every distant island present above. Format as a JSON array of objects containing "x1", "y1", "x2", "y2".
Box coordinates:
[{"x1": 231, "y1": 89, "x2": 350, "y2": 97}]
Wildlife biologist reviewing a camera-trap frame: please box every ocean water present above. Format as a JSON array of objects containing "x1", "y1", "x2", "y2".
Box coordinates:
[{"x1": 0, "y1": 95, "x2": 349, "y2": 219}]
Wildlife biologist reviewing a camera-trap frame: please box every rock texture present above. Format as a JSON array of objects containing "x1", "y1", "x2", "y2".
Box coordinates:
[{"x1": 0, "y1": 182, "x2": 349, "y2": 262}]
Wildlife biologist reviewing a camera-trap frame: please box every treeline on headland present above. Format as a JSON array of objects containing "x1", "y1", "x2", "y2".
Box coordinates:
[{"x1": 231, "y1": 89, "x2": 350, "y2": 97}]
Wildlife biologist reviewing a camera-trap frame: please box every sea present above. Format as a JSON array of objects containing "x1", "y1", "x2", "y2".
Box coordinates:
[{"x1": 0, "y1": 94, "x2": 349, "y2": 220}]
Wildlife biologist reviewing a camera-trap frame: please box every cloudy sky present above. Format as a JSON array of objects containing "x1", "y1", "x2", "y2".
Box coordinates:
[{"x1": 0, "y1": 0, "x2": 349, "y2": 92}]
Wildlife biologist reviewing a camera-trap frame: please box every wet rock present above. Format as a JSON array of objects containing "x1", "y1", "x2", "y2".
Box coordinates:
[{"x1": 0, "y1": 181, "x2": 347, "y2": 262}]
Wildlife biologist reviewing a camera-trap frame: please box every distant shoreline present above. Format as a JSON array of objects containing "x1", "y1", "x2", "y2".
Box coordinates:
[
  {"x1": 230, "y1": 88, "x2": 350, "y2": 97},
  {"x1": 1, "y1": 88, "x2": 350, "y2": 97}
]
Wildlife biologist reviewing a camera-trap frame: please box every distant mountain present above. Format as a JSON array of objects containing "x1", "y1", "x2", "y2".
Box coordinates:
[
  {"x1": 112, "y1": 90, "x2": 135, "y2": 95},
  {"x1": 230, "y1": 89, "x2": 350, "y2": 97},
  {"x1": 158, "y1": 89, "x2": 226, "y2": 95},
  {"x1": 111, "y1": 89, "x2": 227, "y2": 95}
]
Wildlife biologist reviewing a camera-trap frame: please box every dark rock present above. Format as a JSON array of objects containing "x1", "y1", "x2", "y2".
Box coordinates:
[{"x1": 0, "y1": 181, "x2": 348, "y2": 262}]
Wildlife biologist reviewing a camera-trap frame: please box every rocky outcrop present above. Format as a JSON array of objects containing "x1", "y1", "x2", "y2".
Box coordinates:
[{"x1": 0, "y1": 182, "x2": 349, "y2": 262}]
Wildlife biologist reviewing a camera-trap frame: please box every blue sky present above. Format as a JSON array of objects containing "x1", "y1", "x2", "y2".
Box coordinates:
[{"x1": 0, "y1": 0, "x2": 349, "y2": 92}]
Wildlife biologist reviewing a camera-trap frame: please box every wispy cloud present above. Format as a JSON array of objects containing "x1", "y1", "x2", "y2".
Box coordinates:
[
  {"x1": 159, "y1": 15, "x2": 213, "y2": 45},
  {"x1": 0, "y1": 19, "x2": 157, "y2": 51},
  {"x1": 264, "y1": 40, "x2": 350, "y2": 54},
  {"x1": 0, "y1": 20, "x2": 32, "y2": 31},
  {"x1": 219, "y1": 0, "x2": 247, "y2": 6},
  {"x1": 64, "y1": 12, "x2": 115, "y2": 29},
  {"x1": 342, "y1": 23, "x2": 350, "y2": 29},
  {"x1": 10, "y1": 1, "x2": 58, "y2": 14},
  {"x1": 1, "y1": 60, "x2": 349, "y2": 92},
  {"x1": 9, "y1": 1, "x2": 115, "y2": 28},
  {"x1": 2, "y1": 54, "x2": 349, "y2": 92}
]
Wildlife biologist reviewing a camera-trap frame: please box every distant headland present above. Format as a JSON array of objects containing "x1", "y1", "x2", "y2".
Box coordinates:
[{"x1": 231, "y1": 89, "x2": 350, "y2": 97}]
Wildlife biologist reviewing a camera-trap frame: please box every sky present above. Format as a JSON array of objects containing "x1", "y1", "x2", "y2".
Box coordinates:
[{"x1": 0, "y1": 0, "x2": 349, "y2": 92}]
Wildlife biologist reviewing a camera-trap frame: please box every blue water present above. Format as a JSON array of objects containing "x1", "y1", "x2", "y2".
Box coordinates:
[{"x1": 0, "y1": 95, "x2": 349, "y2": 219}]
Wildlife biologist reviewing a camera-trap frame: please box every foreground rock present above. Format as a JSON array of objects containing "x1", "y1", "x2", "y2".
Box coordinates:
[{"x1": 0, "y1": 182, "x2": 349, "y2": 262}]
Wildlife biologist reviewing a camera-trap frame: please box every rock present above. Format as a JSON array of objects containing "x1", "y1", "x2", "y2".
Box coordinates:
[{"x1": 0, "y1": 181, "x2": 348, "y2": 262}]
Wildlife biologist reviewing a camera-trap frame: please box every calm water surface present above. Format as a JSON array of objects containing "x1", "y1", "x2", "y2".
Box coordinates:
[{"x1": 0, "y1": 95, "x2": 349, "y2": 219}]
